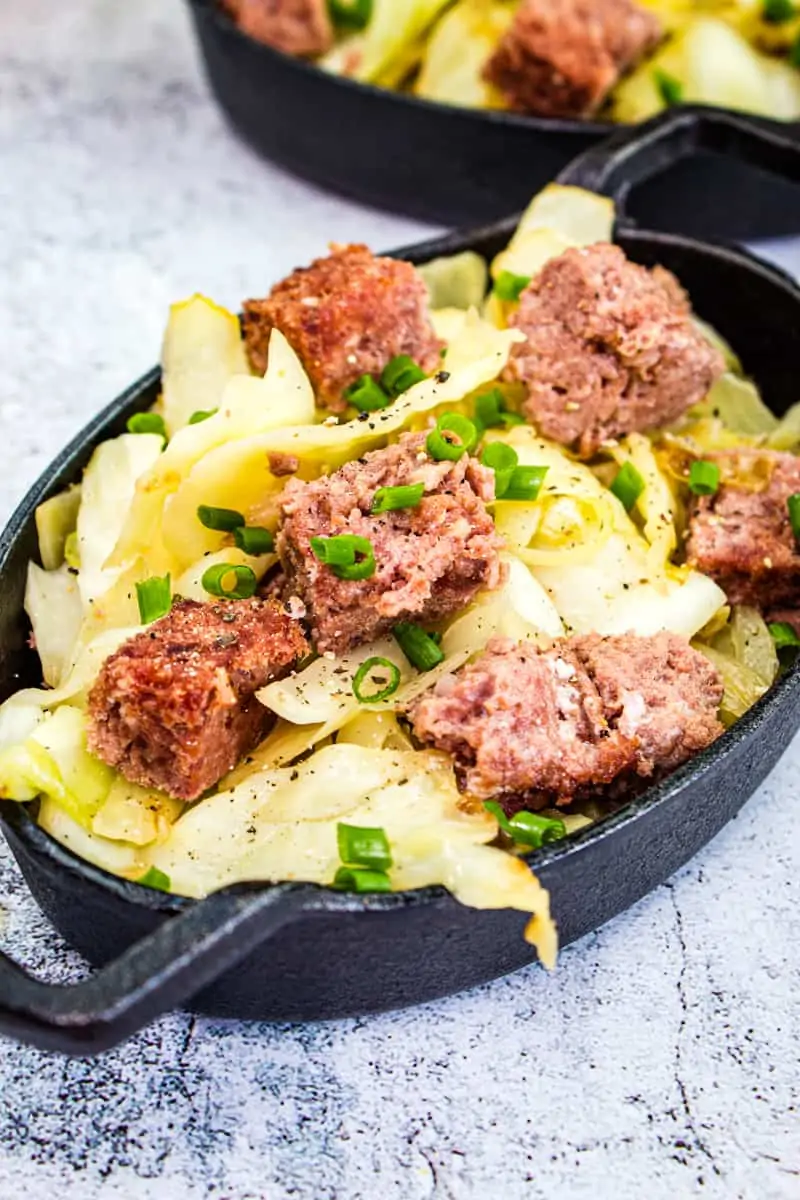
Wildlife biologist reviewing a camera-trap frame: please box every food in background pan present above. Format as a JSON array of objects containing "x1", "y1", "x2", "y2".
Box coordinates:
[
  {"x1": 3, "y1": 185, "x2": 798, "y2": 968},
  {"x1": 220, "y1": 0, "x2": 800, "y2": 122}
]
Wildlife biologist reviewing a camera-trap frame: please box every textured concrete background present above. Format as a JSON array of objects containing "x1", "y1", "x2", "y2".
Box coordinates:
[{"x1": 0, "y1": 2, "x2": 798, "y2": 1197}]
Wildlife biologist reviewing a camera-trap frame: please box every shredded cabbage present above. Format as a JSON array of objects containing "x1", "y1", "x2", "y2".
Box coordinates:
[
  {"x1": 160, "y1": 294, "x2": 250, "y2": 436},
  {"x1": 418, "y1": 250, "x2": 489, "y2": 311},
  {"x1": 35, "y1": 485, "x2": 82, "y2": 571},
  {"x1": 24, "y1": 563, "x2": 83, "y2": 688},
  {"x1": 415, "y1": 0, "x2": 513, "y2": 107}
]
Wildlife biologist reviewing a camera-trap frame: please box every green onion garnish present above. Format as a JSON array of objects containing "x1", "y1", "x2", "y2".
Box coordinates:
[
  {"x1": 344, "y1": 374, "x2": 391, "y2": 412},
  {"x1": 493, "y1": 270, "x2": 531, "y2": 302},
  {"x1": 352, "y1": 656, "x2": 402, "y2": 703},
  {"x1": 788, "y1": 493, "x2": 800, "y2": 542},
  {"x1": 233, "y1": 526, "x2": 275, "y2": 555},
  {"x1": 381, "y1": 355, "x2": 427, "y2": 397},
  {"x1": 791, "y1": 31, "x2": 800, "y2": 65},
  {"x1": 484, "y1": 800, "x2": 567, "y2": 848},
  {"x1": 135, "y1": 574, "x2": 171, "y2": 624},
  {"x1": 337, "y1": 822, "x2": 393, "y2": 870},
  {"x1": 503, "y1": 465, "x2": 548, "y2": 502},
  {"x1": 426, "y1": 412, "x2": 478, "y2": 462},
  {"x1": 688, "y1": 460, "x2": 721, "y2": 496},
  {"x1": 127, "y1": 412, "x2": 167, "y2": 438},
  {"x1": 328, "y1": 0, "x2": 373, "y2": 31},
  {"x1": 393, "y1": 621, "x2": 445, "y2": 671},
  {"x1": 474, "y1": 388, "x2": 524, "y2": 430},
  {"x1": 653, "y1": 67, "x2": 684, "y2": 106},
  {"x1": 137, "y1": 866, "x2": 172, "y2": 892},
  {"x1": 481, "y1": 443, "x2": 519, "y2": 498},
  {"x1": 333, "y1": 866, "x2": 392, "y2": 893},
  {"x1": 371, "y1": 483, "x2": 425, "y2": 513},
  {"x1": 762, "y1": 0, "x2": 795, "y2": 22},
  {"x1": 610, "y1": 462, "x2": 645, "y2": 510},
  {"x1": 768, "y1": 621, "x2": 800, "y2": 648},
  {"x1": 197, "y1": 505, "x2": 245, "y2": 532},
  {"x1": 188, "y1": 408, "x2": 218, "y2": 425},
  {"x1": 310, "y1": 533, "x2": 376, "y2": 580},
  {"x1": 201, "y1": 563, "x2": 257, "y2": 599}
]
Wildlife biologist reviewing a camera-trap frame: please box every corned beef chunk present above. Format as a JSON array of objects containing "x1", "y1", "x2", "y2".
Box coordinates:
[
  {"x1": 483, "y1": 0, "x2": 662, "y2": 117},
  {"x1": 88, "y1": 598, "x2": 308, "y2": 801},
  {"x1": 409, "y1": 633, "x2": 723, "y2": 808},
  {"x1": 687, "y1": 449, "x2": 800, "y2": 609},
  {"x1": 242, "y1": 244, "x2": 442, "y2": 413},
  {"x1": 277, "y1": 432, "x2": 505, "y2": 653},
  {"x1": 506, "y1": 243, "x2": 724, "y2": 457}
]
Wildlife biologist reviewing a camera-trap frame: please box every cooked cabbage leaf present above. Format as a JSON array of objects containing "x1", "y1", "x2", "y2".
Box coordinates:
[{"x1": 160, "y1": 294, "x2": 250, "y2": 437}]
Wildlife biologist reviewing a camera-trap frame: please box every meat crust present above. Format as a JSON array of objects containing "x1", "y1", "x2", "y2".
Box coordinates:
[
  {"x1": 409, "y1": 632, "x2": 723, "y2": 808},
  {"x1": 686, "y1": 449, "x2": 800, "y2": 609},
  {"x1": 277, "y1": 432, "x2": 505, "y2": 653},
  {"x1": 222, "y1": 0, "x2": 333, "y2": 57},
  {"x1": 87, "y1": 598, "x2": 308, "y2": 801},
  {"x1": 242, "y1": 244, "x2": 442, "y2": 413},
  {"x1": 483, "y1": 0, "x2": 662, "y2": 117},
  {"x1": 507, "y1": 244, "x2": 724, "y2": 457}
]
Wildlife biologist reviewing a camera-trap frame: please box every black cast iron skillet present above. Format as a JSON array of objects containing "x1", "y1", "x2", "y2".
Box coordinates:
[
  {"x1": 185, "y1": 0, "x2": 800, "y2": 240},
  {"x1": 2, "y1": 108, "x2": 800, "y2": 1056}
]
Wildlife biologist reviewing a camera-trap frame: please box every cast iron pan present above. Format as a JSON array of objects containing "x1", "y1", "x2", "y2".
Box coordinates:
[
  {"x1": 185, "y1": 0, "x2": 800, "y2": 240},
  {"x1": 2, "y1": 108, "x2": 800, "y2": 1056}
]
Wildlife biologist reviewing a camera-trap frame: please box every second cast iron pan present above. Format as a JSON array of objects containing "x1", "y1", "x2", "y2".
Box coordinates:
[{"x1": 186, "y1": 0, "x2": 800, "y2": 239}]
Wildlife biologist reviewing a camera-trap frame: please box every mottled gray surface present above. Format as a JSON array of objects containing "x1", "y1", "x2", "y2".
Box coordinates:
[{"x1": 0, "y1": 2, "x2": 799, "y2": 1197}]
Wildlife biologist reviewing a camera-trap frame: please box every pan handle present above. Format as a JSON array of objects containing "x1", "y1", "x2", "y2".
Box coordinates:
[
  {"x1": 0, "y1": 882, "x2": 340, "y2": 1055},
  {"x1": 557, "y1": 105, "x2": 800, "y2": 228}
]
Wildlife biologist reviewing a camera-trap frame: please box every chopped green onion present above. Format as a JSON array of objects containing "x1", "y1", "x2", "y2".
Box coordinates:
[
  {"x1": 493, "y1": 270, "x2": 531, "y2": 302},
  {"x1": 127, "y1": 412, "x2": 167, "y2": 438},
  {"x1": 426, "y1": 412, "x2": 478, "y2": 461},
  {"x1": 333, "y1": 866, "x2": 392, "y2": 893},
  {"x1": 499, "y1": 410, "x2": 525, "y2": 427},
  {"x1": 768, "y1": 621, "x2": 800, "y2": 648},
  {"x1": 137, "y1": 866, "x2": 172, "y2": 892},
  {"x1": 484, "y1": 800, "x2": 567, "y2": 848},
  {"x1": 475, "y1": 389, "x2": 504, "y2": 428},
  {"x1": 610, "y1": 461, "x2": 645, "y2": 510},
  {"x1": 762, "y1": 0, "x2": 795, "y2": 22},
  {"x1": 310, "y1": 533, "x2": 376, "y2": 580},
  {"x1": 688, "y1": 460, "x2": 721, "y2": 496},
  {"x1": 328, "y1": 0, "x2": 373, "y2": 31},
  {"x1": 201, "y1": 563, "x2": 257, "y2": 599},
  {"x1": 352, "y1": 656, "x2": 401, "y2": 703},
  {"x1": 136, "y1": 574, "x2": 172, "y2": 624},
  {"x1": 344, "y1": 374, "x2": 391, "y2": 412},
  {"x1": 371, "y1": 483, "x2": 425, "y2": 513},
  {"x1": 188, "y1": 408, "x2": 218, "y2": 425},
  {"x1": 653, "y1": 67, "x2": 684, "y2": 106},
  {"x1": 233, "y1": 525, "x2": 275, "y2": 555},
  {"x1": 788, "y1": 493, "x2": 800, "y2": 542},
  {"x1": 791, "y1": 31, "x2": 800, "y2": 66},
  {"x1": 393, "y1": 621, "x2": 445, "y2": 671},
  {"x1": 503, "y1": 465, "x2": 548, "y2": 501},
  {"x1": 197, "y1": 505, "x2": 245, "y2": 532},
  {"x1": 481, "y1": 443, "x2": 519, "y2": 498},
  {"x1": 337, "y1": 822, "x2": 393, "y2": 870},
  {"x1": 381, "y1": 355, "x2": 427, "y2": 396}
]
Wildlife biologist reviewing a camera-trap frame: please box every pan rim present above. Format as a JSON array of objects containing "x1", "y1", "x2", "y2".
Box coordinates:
[{"x1": 2, "y1": 222, "x2": 800, "y2": 921}]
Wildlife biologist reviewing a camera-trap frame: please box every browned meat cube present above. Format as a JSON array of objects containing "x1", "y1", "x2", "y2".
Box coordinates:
[
  {"x1": 87, "y1": 598, "x2": 308, "y2": 801},
  {"x1": 222, "y1": 0, "x2": 333, "y2": 57},
  {"x1": 686, "y1": 449, "x2": 800, "y2": 609},
  {"x1": 506, "y1": 244, "x2": 724, "y2": 458},
  {"x1": 483, "y1": 0, "x2": 662, "y2": 117},
  {"x1": 277, "y1": 432, "x2": 505, "y2": 653},
  {"x1": 242, "y1": 244, "x2": 443, "y2": 414},
  {"x1": 409, "y1": 632, "x2": 722, "y2": 808}
]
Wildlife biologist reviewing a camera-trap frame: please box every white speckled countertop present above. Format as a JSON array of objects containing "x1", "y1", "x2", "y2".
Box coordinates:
[{"x1": 1, "y1": 3, "x2": 799, "y2": 1197}]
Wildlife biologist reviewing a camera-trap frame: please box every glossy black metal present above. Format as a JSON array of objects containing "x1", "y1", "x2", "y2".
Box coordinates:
[
  {"x1": 3, "y1": 110, "x2": 800, "y2": 1055},
  {"x1": 185, "y1": 0, "x2": 800, "y2": 239}
]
